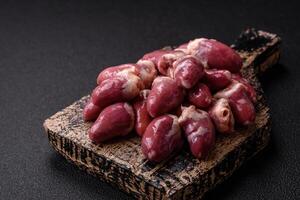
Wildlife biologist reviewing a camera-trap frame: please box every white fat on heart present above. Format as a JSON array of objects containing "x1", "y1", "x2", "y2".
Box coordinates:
[
  {"x1": 173, "y1": 55, "x2": 196, "y2": 72},
  {"x1": 124, "y1": 103, "x2": 134, "y2": 121},
  {"x1": 98, "y1": 65, "x2": 136, "y2": 84},
  {"x1": 213, "y1": 98, "x2": 229, "y2": 118},
  {"x1": 212, "y1": 98, "x2": 234, "y2": 132},
  {"x1": 116, "y1": 103, "x2": 134, "y2": 135},
  {"x1": 187, "y1": 38, "x2": 208, "y2": 53},
  {"x1": 173, "y1": 57, "x2": 194, "y2": 88},
  {"x1": 214, "y1": 83, "x2": 244, "y2": 99},
  {"x1": 101, "y1": 70, "x2": 111, "y2": 78},
  {"x1": 115, "y1": 66, "x2": 137, "y2": 77},
  {"x1": 163, "y1": 50, "x2": 185, "y2": 61},
  {"x1": 199, "y1": 57, "x2": 208, "y2": 68},
  {"x1": 187, "y1": 38, "x2": 211, "y2": 68},
  {"x1": 158, "y1": 50, "x2": 186, "y2": 75},
  {"x1": 166, "y1": 67, "x2": 175, "y2": 78},
  {"x1": 174, "y1": 66, "x2": 190, "y2": 88},
  {"x1": 178, "y1": 105, "x2": 207, "y2": 123},
  {"x1": 187, "y1": 126, "x2": 208, "y2": 144},
  {"x1": 152, "y1": 76, "x2": 170, "y2": 85},
  {"x1": 151, "y1": 115, "x2": 179, "y2": 139},
  {"x1": 162, "y1": 53, "x2": 176, "y2": 61},
  {"x1": 179, "y1": 78, "x2": 191, "y2": 89},
  {"x1": 206, "y1": 69, "x2": 232, "y2": 79},
  {"x1": 151, "y1": 117, "x2": 165, "y2": 134},
  {"x1": 136, "y1": 60, "x2": 156, "y2": 87},
  {"x1": 137, "y1": 60, "x2": 155, "y2": 73},
  {"x1": 165, "y1": 115, "x2": 180, "y2": 139},
  {"x1": 223, "y1": 70, "x2": 232, "y2": 79},
  {"x1": 98, "y1": 78, "x2": 119, "y2": 92},
  {"x1": 237, "y1": 98, "x2": 248, "y2": 105},
  {"x1": 122, "y1": 74, "x2": 143, "y2": 97},
  {"x1": 236, "y1": 98, "x2": 248, "y2": 112},
  {"x1": 151, "y1": 76, "x2": 172, "y2": 92},
  {"x1": 140, "y1": 89, "x2": 150, "y2": 100},
  {"x1": 205, "y1": 96, "x2": 211, "y2": 103},
  {"x1": 175, "y1": 46, "x2": 189, "y2": 54},
  {"x1": 231, "y1": 80, "x2": 256, "y2": 102}
]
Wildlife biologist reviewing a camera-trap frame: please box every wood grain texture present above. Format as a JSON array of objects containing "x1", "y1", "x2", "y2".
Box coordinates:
[{"x1": 43, "y1": 28, "x2": 281, "y2": 200}]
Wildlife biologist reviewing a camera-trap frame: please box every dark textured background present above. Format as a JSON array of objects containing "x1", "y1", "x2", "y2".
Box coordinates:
[{"x1": 0, "y1": 1, "x2": 299, "y2": 199}]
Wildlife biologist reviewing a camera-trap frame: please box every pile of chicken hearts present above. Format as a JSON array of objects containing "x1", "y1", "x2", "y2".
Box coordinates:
[{"x1": 83, "y1": 38, "x2": 257, "y2": 163}]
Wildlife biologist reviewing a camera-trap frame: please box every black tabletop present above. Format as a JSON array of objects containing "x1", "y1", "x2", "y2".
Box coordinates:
[{"x1": 0, "y1": 1, "x2": 299, "y2": 199}]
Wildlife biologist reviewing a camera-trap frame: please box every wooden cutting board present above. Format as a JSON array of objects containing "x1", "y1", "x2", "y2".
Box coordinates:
[{"x1": 43, "y1": 28, "x2": 281, "y2": 200}]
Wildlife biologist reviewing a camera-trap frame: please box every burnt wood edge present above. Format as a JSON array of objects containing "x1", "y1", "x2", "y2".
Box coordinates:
[
  {"x1": 232, "y1": 28, "x2": 281, "y2": 76},
  {"x1": 46, "y1": 130, "x2": 157, "y2": 199},
  {"x1": 45, "y1": 116, "x2": 270, "y2": 200},
  {"x1": 44, "y1": 28, "x2": 281, "y2": 200}
]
